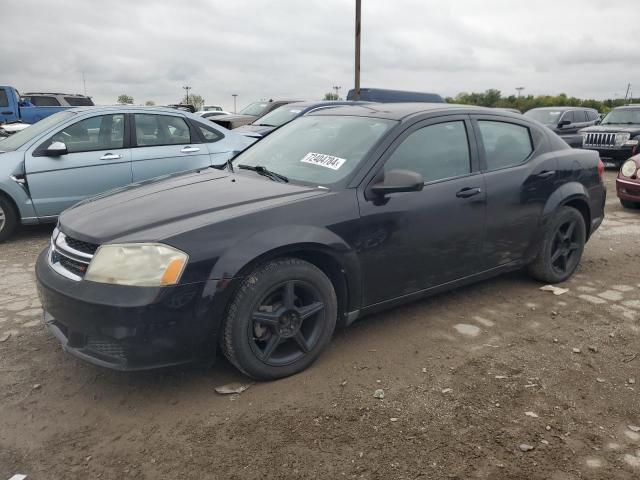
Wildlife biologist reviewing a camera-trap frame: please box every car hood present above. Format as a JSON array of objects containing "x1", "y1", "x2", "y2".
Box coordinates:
[
  {"x1": 233, "y1": 124, "x2": 275, "y2": 138},
  {"x1": 211, "y1": 114, "x2": 256, "y2": 123},
  {"x1": 59, "y1": 169, "x2": 326, "y2": 245},
  {"x1": 580, "y1": 124, "x2": 640, "y2": 134}
]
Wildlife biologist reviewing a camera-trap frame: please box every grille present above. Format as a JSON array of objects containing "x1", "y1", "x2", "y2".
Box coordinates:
[
  {"x1": 64, "y1": 236, "x2": 99, "y2": 255},
  {"x1": 86, "y1": 336, "x2": 126, "y2": 360},
  {"x1": 49, "y1": 229, "x2": 96, "y2": 281},
  {"x1": 58, "y1": 254, "x2": 89, "y2": 277},
  {"x1": 583, "y1": 132, "x2": 616, "y2": 148}
]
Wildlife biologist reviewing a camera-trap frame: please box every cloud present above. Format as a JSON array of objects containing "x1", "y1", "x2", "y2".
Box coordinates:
[{"x1": 1, "y1": 0, "x2": 638, "y2": 109}]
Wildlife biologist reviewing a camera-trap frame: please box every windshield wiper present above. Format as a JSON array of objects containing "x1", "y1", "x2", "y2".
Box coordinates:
[
  {"x1": 238, "y1": 164, "x2": 289, "y2": 183},
  {"x1": 254, "y1": 123, "x2": 276, "y2": 127}
]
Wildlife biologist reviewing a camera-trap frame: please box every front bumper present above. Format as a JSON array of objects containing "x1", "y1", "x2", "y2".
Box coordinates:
[
  {"x1": 36, "y1": 248, "x2": 216, "y2": 370},
  {"x1": 616, "y1": 177, "x2": 640, "y2": 202},
  {"x1": 586, "y1": 146, "x2": 635, "y2": 165}
]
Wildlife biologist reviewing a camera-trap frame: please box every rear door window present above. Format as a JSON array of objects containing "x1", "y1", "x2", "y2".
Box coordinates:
[
  {"x1": 134, "y1": 114, "x2": 191, "y2": 146},
  {"x1": 477, "y1": 121, "x2": 533, "y2": 171},
  {"x1": 0, "y1": 90, "x2": 8, "y2": 107}
]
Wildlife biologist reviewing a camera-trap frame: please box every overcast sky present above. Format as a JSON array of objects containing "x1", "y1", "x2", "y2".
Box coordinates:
[{"x1": 2, "y1": 0, "x2": 637, "y2": 110}]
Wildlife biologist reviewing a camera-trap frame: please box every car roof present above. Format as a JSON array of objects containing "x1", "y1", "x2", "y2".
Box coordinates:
[
  {"x1": 24, "y1": 92, "x2": 89, "y2": 97},
  {"x1": 66, "y1": 105, "x2": 203, "y2": 115},
  {"x1": 308, "y1": 102, "x2": 511, "y2": 120},
  {"x1": 277, "y1": 100, "x2": 372, "y2": 110},
  {"x1": 527, "y1": 106, "x2": 596, "y2": 112}
]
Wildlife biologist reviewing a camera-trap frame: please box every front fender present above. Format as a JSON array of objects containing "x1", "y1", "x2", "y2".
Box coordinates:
[{"x1": 0, "y1": 153, "x2": 38, "y2": 222}]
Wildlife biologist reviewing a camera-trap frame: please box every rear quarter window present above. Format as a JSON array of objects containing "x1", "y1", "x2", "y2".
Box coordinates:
[
  {"x1": 29, "y1": 96, "x2": 61, "y2": 107},
  {"x1": 477, "y1": 121, "x2": 533, "y2": 171},
  {"x1": 64, "y1": 97, "x2": 94, "y2": 106}
]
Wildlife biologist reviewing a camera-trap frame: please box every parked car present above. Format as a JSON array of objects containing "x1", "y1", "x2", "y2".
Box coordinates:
[
  {"x1": 524, "y1": 107, "x2": 600, "y2": 148},
  {"x1": 0, "y1": 106, "x2": 254, "y2": 241},
  {"x1": 209, "y1": 99, "x2": 302, "y2": 130},
  {"x1": 0, "y1": 121, "x2": 30, "y2": 137},
  {"x1": 22, "y1": 92, "x2": 94, "y2": 107},
  {"x1": 35, "y1": 103, "x2": 605, "y2": 379},
  {"x1": 0, "y1": 85, "x2": 75, "y2": 125},
  {"x1": 346, "y1": 88, "x2": 444, "y2": 103},
  {"x1": 196, "y1": 110, "x2": 231, "y2": 119},
  {"x1": 617, "y1": 154, "x2": 640, "y2": 208},
  {"x1": 579, "y1": 105, "x2": 640, "y2": 167},
  {"x1": 233, "y1": 100, "x2": 372, "y2": 139}
]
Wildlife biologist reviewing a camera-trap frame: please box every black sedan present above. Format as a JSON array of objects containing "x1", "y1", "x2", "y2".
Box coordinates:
[{"x1": 36, "y1": 103, "x2": 606, "y2": 380}]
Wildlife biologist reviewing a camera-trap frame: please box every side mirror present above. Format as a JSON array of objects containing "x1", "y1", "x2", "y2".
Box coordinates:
[
  {"x1": 594, "y1": 118, "x2": 601, "y2": 125},
  {"x1": 45, "y1": 141, "x2": 68, "y2": 156},
  {"x1": 557, "y1": 120, "x2": 571, "y2": 128},
  {"x1": 371, "y1": 169, "x2": 424, "y2": 196}
]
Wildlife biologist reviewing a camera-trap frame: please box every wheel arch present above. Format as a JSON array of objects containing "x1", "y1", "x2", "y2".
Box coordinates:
[
  {"x1": 209, "y1": 226, "x2": 362, "y2": 326},
  {"x1": 542, "y1": 182, "x2": 592, "y2": 237}
]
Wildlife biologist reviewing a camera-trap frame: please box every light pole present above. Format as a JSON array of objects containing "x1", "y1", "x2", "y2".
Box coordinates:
[
  {"x1": 232, "y1": 94, "x2": 238, "y2": 113},
  {"x1": 333, "y1": 85, "x2": 342, "y2": 100},
  {"x1": 516, "y1": 87, "x2": 525, "y2": 98},
  {"x1": 354, "y1": 0, "x2": 361, "y2": 100},
  {"x1": 183, "y1": 85, "x2": 191, "y2": 105}
]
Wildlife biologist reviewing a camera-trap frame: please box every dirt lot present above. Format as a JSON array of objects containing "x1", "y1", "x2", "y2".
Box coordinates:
[{"x1": 1, "y1": 170, "x2": 639, "y2": 479}]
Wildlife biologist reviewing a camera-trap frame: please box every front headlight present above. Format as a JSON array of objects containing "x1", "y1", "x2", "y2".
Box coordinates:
[
  {"x1": 615, "y1": 132, "x2": 631, "y2": 146},
  {"x1": 621, "y1": 159, "x2": 638, "y2": 178},
  {"x1": 85, "y1": 243, "x2": 188, "y2": 286}
]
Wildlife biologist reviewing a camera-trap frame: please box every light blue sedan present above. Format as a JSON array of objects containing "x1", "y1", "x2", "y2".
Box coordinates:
[{"x1": 0, "y1": 106, "x2": 255, "y2": 240}]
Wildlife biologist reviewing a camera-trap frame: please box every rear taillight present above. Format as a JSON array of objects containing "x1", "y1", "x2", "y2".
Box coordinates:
[{"x1": 597, "y1": 159, "x2": 604, "y2": 181}]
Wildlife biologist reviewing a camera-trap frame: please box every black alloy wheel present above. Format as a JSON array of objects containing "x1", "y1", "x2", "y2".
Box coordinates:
[
  {"x1": 221, "y1": 258, "x2": 337, "y2": 380},
  {"x1": 549, "y1": 219, "x2": 581, "y2": 277},
  {"x1": 527, "y1": 206, "x2": 586, "y2": 283},
  {"x1": 249, "y1": 280, "x2": 325, "y2": 366}
]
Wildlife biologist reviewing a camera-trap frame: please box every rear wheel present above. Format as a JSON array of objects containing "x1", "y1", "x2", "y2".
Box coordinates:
[
  {"x1": 527, "y1": 206, "x2": 586, "y2": 283},
  {"x1": 221, "y1": 258, "x2": 337, "y2": 380},
  {"x1": 0, "y1": 196, "x2": 18, "y2": 242},
  {"x1": 620, "y1": 199, "x2": 639, "y2": 209}
]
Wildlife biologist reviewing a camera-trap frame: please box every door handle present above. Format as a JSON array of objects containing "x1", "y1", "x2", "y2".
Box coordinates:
[
  {"x1": 1, "y1": 111, "x2": 12, "y2": 115},
  {"x1": 180, "y1": 146, "x2": 200, "y2": 153},
  {"x1": 99, "y1": 153, "x2": 123, "y2": 160},
  {"x1": 456, "y1": 187, "x2": 482, "y2": 198},
  {"x1": 536, "y1": 170, "x2": 556, "y2": 179}
]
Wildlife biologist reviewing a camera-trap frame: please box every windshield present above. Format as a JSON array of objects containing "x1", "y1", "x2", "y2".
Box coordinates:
[
  {"x1": 524, "y1": 109, "x2": 562, "y2": 125},
  {"x1": 601, "y1": 108, "x2": 640, "y2": 125},
  {"x1": 0, "y1": 111, "x2": 75, "y2": 151},
  {"x1": 240, "y1": 102, "x2": 270, "y2": 116},
  {"x1": 233, "y1": 115, "x2": 396, "y2": 187},
  {"x1": 253, "y1": 105, "x2": 303, "y2": 127}
]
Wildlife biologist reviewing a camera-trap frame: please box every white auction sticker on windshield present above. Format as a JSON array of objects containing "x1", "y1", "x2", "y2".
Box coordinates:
[{"x1": 301, "y1": 152, "x2": 346, "y2": 170}]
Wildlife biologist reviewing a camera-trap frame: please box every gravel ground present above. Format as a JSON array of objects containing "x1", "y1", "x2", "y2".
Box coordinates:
[{"x1": 1, "y1": 170, "x2": 639, "y2": 479}]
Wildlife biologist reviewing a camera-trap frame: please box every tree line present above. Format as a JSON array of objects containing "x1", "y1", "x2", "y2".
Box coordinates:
[{"x1": 445, "y1": 89, "x2": 638, "y2": 113}]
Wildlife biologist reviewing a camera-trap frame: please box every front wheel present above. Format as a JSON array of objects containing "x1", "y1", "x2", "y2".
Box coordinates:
[
  {"x1": 0, "y1": 196, "x2": 18, "y2": 242},
  {"x1": 221, "y1": 258, "x2": 337, "y2": 380},
  {"x1": 527, "y1": 206, "x2": 586, "y2": 283}
]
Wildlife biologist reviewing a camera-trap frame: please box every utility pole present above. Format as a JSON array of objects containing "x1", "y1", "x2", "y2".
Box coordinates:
[
  {"x1": 624, "y1": 83, "x2": 631, "y2": 103},
  {"x1": 183, "y1": 85, "x2": 191, "y2": 105},
  {"x1": 354, "y1": 0, "x2": 361, "y2": 100},
  {"x1": 333, "y1": 85, "x2": 341, "y2": 100},
  {"x1": 516, "y1": 87, "x2": 525, "y2": 98},
  {"x1": 82, "y1": 72, "x2": 86, "y2": 96},
  {"x1": 232, "y1": 94, "x2": 238, "y2": 113}
]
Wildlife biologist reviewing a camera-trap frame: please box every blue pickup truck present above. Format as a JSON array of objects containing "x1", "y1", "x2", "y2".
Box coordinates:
[{"x1": 0, "y1": 86, "x2": 75, "y2": 125}]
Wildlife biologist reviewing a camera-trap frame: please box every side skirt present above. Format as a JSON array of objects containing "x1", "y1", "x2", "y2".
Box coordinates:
[{"x1": 345, "y1": 260, "x2": 524, "y2": 326}]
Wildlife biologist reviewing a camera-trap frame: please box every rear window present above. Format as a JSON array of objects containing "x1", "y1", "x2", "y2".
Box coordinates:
[
  {"x1": 64, "y1": 97, "x2": 94, "y2": 106},
  {"x1": 0, "y1": 90, "x2": 8, "y2": 107},
  {"x1": 28, "y1": 96, "x2": 61, "y2": 107}
]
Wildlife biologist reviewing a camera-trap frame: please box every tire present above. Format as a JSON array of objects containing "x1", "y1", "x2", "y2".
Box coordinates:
[
  {"x1": 620, "y1": 199, "x2": 639, "y2": 209},
  {"x1": 0, "y1": 195, "x2": 18, "y2": 242},
  {"x1": 527, "y1": 206, "x2": 586, "y2": 284},
  {"x1": 221, "y1": 257, "x2": 337, "y2": 380}
]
